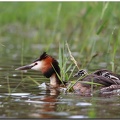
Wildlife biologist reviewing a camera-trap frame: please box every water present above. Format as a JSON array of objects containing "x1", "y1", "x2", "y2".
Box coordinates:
[{"x1": 0, "y1": 56, "x2": 120, "y2": 118}]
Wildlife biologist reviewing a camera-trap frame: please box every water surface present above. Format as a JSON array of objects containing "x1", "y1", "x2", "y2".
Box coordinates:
[{"x1": 0, "y1": 55, "x2": 120, "y2": 119}]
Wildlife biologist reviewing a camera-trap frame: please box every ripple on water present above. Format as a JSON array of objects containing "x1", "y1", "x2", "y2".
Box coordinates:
[
  {"x1": 4, "y1": 93, "x2": 31, "y2": 97},
  {"x1": 76, "y1": 102, "x2": 92, "y2": 106},
  {"x1": 47, "y1": 111, "x2": 69, "y2": 117},
  {"x1": 12, "y1": 74, "x2": 17, "y2": 77},
  {"x1": 68, "y1": 115, "x2": 88, "y2": 118},
  {"x1": 0, "y1": 67, "x2": 3, "y2": 70},
  {"x1": 24, "y1": 100, "x2": 45, "y2": 104}
]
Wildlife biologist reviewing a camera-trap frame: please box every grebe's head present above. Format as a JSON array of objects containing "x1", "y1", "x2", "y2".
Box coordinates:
[{"x1": 15, "y1": 52, "x2": 60, "y2": 78}]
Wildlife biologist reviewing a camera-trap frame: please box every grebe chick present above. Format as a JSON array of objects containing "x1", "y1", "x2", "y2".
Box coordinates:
[{"x1": 73, "y1": 69, "x2": 120, "y2": 95}]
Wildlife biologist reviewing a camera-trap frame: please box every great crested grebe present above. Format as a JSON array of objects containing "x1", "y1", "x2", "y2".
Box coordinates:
[{"x1": 16, "y1": 52, "x2": 120, "y2": 95}]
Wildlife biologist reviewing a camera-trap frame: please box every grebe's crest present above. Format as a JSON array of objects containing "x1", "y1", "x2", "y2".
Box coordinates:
[{"x1": 33, "y1": 52, "x2": 48, "y2": 62}]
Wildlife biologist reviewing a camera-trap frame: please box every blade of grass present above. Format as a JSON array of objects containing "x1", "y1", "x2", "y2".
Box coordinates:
[
  {"x1": 101, "y1": 2, "x2": 109, "y2": 20},
  {"x1": 0, "y1": 43, "x2": 5, "y2": 47},
  {"x1": 66, "y1": 42, "x2": 80, "y2": 70},
  {"x1": 66, "y1": 74, "x2": 103, "y2": 92},
  {"x1": 97, "y1": 20, "x2": 108, "y2": 35},
  {"x1": 111, "y1": 29, "x2": 118, "y2": 72},
  {"x1": 51, "y1": 64, "x2": 66, "y2": 87},
  {"x1": 68, "y1": 65, "x2": 76, "y2": 80},
  {"x1": 27, "y1": 76, "x2": 40, "y2": 86},
  {"x1": 108, "y1": 27, "x2": 118, "y2": 71},
  {"x1": 66, "y1": 75, "x2": 85, "y2": 92},
  {"x1": 46, "y1": 3, "x2": 62, "y2": 51},
  {"x1": 11, "y1": 77, "x2": 25, "y2": 92},
  {"x1": 7, "y1": 74, "x2": 11, "y2": 94}
]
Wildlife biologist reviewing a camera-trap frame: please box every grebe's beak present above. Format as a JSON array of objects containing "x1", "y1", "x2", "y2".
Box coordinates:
[
  {"x1": 15, "y1": 52, "x2": 48, "y2": 71},
  {"x1": 15, "y1": 63, "x2": 37, "y2": 70}
]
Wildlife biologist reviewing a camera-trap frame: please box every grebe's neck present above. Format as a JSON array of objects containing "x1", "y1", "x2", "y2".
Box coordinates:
[{"x1": 50, "y1": 73, "x2": 61, "y2": 87}]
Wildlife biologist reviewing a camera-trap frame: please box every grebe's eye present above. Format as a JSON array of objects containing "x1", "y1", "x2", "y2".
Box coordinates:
[{"x1": 34, "y1": 63, "x2": 38, "y2": 65}]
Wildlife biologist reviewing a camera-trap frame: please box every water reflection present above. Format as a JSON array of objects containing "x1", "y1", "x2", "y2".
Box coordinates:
[
  {"x1": 25, "y1": 89, "x2": 68, "y2": 118},
  {"x1": 0, "y1": 89, "x2": 66, "y2": 118}
]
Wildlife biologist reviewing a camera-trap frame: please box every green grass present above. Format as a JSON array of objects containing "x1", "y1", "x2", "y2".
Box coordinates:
[{"x1": 0, "y1": 2, "x2": 120, "y2": 71}]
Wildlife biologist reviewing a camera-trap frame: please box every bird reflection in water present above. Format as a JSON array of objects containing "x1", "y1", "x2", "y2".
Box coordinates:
[{"x1": 28, "y1": 89, "x2": 61, "y2": 118}]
